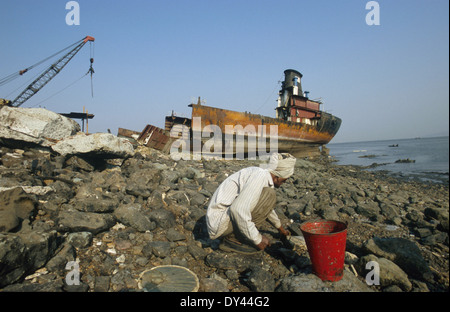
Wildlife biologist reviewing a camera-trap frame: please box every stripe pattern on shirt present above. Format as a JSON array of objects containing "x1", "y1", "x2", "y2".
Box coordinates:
[{"x1": 206, "y1": 167, "x2": 281, "y2": 245}]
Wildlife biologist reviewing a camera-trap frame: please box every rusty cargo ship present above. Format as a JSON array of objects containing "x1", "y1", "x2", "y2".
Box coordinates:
[{"x1": 123, "y1": 69, "x2": 342, "y2": 158}]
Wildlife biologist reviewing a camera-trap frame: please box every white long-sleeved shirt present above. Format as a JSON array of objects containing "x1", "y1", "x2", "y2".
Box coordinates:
[{"x1": 206, "y1": 167, "x2": 281, "y2": 245}]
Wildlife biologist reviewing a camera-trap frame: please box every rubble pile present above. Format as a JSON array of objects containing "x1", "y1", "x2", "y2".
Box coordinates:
[{"x1": 0, "y1": 106, "x2": 448, "y2": 292}]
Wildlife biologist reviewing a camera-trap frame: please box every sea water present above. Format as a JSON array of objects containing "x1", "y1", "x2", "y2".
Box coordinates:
[{"x1": 327, "y1": 136, "x2": 449, "y2": 183}]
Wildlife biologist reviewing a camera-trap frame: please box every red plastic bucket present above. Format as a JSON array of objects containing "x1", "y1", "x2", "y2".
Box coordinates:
[{"x1": 300, "y1": 220, "x2": 347, "y2": 282}]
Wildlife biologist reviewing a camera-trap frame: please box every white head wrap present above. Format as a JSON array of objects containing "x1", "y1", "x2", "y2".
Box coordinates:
[{"x1": 266, "y1": 152, "x2": 297, "y2": 179}]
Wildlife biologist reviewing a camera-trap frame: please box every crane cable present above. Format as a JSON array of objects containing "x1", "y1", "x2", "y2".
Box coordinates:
[
  {"x1": 0, "y1": 39, "x2": 84, "y2": 87},
  {"x1": 254, "y1": 74, "x2": 284, "y2": 114},
  {"x1": 28, "y1": 43, "x2": 95, "y2": 108},
  {"x1": 29, "y1": 72, "x2": 90, "y2": 108},
  {"x1": 87, "y1": 41, "x2": 95, "y2": 97}
]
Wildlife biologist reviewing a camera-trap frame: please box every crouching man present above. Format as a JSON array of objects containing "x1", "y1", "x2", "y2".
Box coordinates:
[{"x1": 206, "y1": 153, "x2": 296, "y2": 254}]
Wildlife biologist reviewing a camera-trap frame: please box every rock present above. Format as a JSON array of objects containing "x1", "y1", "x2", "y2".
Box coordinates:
[
  {"x1": 57, "y1": 209, "x2": 115, "y2": 234},
  {"x1": 166, "y1": 228, "x2": 186, "y2": 242},
  {"x1": 355, "y1": 201, "x2": 381, "y2": 220},
  {"x1": 406, "y1": 209, "x2": 424, "y2": 223},
  {"x1": 125, "y1": 184, "x2": 153, "y2": 198},
  {"x1": 303, "y1": 201, "x2": 314, "y2": 216},
  {"x1": 421, "y1": 232, "x2": 448, "y2": 246},
  {"x1": 166, "y1": 190, "x2": 190, "y2": 205},
  {"x1": 201, "y1": 276, "x2": 229, "y2": 292},
  {"x1": 357, "y1": 254, "x2": 412, "y2": 291},
  {"x1": 277, "y1": 271, "x2": 373, "y2": 292},
  {"x1": 350, "y1": 190, "x2": 364, "y2": 205},
  {"x1": 189, "y1": 193, "x2": 207, "y2": 207},
  {"x1": 383, "y1": 285, "x2": 403, "y2": 292},
  {"x1": 201, "y1": 181, "x2": 219, "y2": 195},
  {"x1": 395, "y1": 158, "x2": 415, "y2": 163},
  {"x1": 296, "y1": 159, "x2": 321, "y2": 170},
  {"x1": 63, "y1": 281, "x2": 90, "y2": 292},
  {"x1": 98, "y1": 170, "x2": 127, "y2": 194},
  {"x1": 1, "y1": 127, "x2": 448, "y2": 292},
  {"x1": 282, "y1": 184, "x2": 297, "y2": 198},
  {"x1": 94, "y1": 276, "x2": 111, "y2": 292},
  {"x1": 0, "y1": 152, "x2": 25, "y2": 169},
  {"x1": 115, "y1": 239, "x2": 133, "y2": 251},
  {"x1": 46, "y1": 243, "x2": 76, "y2": 273},
  {"x1": 424, "y1": 207, "x2": 449, "y2": 225},
  {"x1": 187, "y1": 243, "x2": 207, "y2": 260},
  {"x1": 66, "y1": 232, "x2": 93, "y2": 249},
  {"x1": 319, "y1": 206, "x2": 340, "y2": 220},
  {"x1": 160, "y1": 170, "x2": 179, "y2": 185},
  {"x1": 379, "y1": 202, "x2": 400, "y2": 219},
  {"x1": 387, "y1": 192, "x2": 410, "y2": 205},
  {"x1": 0, "y1": 230, "x2": 59, "y2": 287},
  {"x1": 416, "y1": 227, "x2": 433, "y2": 239},
  {"x1": 110, "y1": 269, "x2": 137, "y2": 291},
  {"x1": 143, "y1": 241, "x2": 171, "y2": 258},
  {"x1": 148, "y1": 208, "x2": 176, "y2": 229},
  {"x1": 51, "y1": 132, "x2": 135, "y2": 158},
  {"x1": 345, "y1": 251, "x2": 359, "y2": 265},
  {"x1": 411, "y1": 279, "x2": 430, "y2": 292},
  {"x1": 277, "y1": 273, "x2": 322, "y2": 292},
  {"x1": 146, "y1": 190, "x2": 167, "y2": 209},
  {"x1": 0, "y1": 106, "x2": 80, "y2": 147},
  {"x1": 1, "y1": 279, "x2": 64, "y2": 292},
  {"x1": 125, "y1": 168, "x2": 162, "y2": 197},
  {"x1": 205, "y1": 251, "x2": 264, "y2": 272},
  {"x1": 377, "y1": 185, "x2": 389, "y2": 193},
  {"x1": 245, "y1": 267, "x2": 275, "y2": 292},
  {"x1": 72, "y1": 196, "x2": 117, "y2": 213},
  {"x1": 225, "y1": 269, "x2": 240, "y2": 280},
  {"x1": 0, "y1": 187, "x2": 37, "y2": 232},
  {"x1": 363, "y1": 237, "x2": 433, "y2": 282},
  {"x1": 113, "y1": 203, "x2": 155, "y2": 232},
  {"x1": 0, "y1": 186, "x2": 55, "y2": 197},
  {"x1": 65, "y1": 155, "x2": 95, "y2": 172},
  {"x1": 178, "y1": 166, "x2": 203, "y2": 180}
]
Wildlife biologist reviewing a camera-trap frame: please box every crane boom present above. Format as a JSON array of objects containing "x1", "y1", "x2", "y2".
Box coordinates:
[{"x1": 10, "y1": 36, "x2": 95, "y2": 107}]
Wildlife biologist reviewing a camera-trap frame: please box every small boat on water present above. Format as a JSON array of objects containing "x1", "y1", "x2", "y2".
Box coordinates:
[{"x1": 120, "y1": 69, "x2": 342, "y2": 158}]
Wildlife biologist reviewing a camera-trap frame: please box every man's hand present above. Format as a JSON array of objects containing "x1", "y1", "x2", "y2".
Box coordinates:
[
  {"x1": 278, "y1": 226, "x2": 291, "y2": 238},
  {"x1": 256, "y1": 235, "x2": 271, "y2": 251},
  {"x1": 279, "y1": 226, "x2": 294, "y2": 249}
]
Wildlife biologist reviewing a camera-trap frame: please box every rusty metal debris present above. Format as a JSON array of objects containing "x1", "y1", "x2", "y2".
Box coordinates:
[
  {"x1": 136, "y1": 124, "x2": 174, "y2": 153},
  {"x1": 118, "y1": 69, "x2": 341, "y2": 158}
]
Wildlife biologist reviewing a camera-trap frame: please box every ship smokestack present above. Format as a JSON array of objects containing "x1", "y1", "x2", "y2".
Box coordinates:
[{"x1": 283, "y1": 69, "x2": 303, "y2": 97}]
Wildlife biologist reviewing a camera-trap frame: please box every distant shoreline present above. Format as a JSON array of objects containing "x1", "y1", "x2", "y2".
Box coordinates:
[
  {"x1": 329, "y1": 135, "x2": 449, "y2": 145},
  {"x1": 327, "y1": 136, "x2": 449, "y2": 185}
]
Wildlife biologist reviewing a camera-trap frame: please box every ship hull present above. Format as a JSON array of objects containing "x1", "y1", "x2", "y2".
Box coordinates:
[
  {"x1": 122, "y1": 69, "x2": 342, "y2": 158},
  {"x1": 188, "y1": 104, "x2": 341, "y2": 158}
]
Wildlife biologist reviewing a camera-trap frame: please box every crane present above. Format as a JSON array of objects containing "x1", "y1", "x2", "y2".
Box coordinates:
[{"x1": 0, "y1": 36, "x2": 95, "y2": 107}]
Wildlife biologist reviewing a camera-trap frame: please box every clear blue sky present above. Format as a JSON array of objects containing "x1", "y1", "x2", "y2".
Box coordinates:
[{"x1": 1, "y1": 0, "x2": 448, "y2": 143}]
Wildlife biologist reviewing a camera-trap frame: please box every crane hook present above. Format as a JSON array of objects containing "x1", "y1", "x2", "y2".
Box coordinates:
[
  {"x1": 87, "y1": 58, "x2": 94, "y2": 97},
  {"x1": 87, "y1": 58, "x2": 95, "y2": 76}
]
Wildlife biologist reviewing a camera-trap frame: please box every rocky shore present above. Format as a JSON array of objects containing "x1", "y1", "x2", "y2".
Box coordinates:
[{"x1": 0, "y1": 106, "x2": 449, "y2": 293}]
